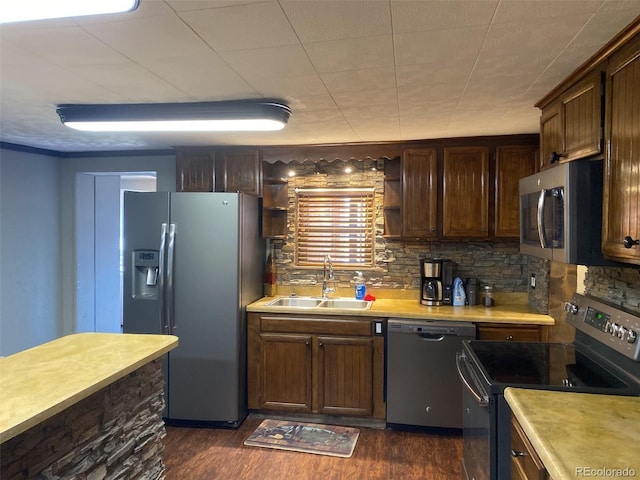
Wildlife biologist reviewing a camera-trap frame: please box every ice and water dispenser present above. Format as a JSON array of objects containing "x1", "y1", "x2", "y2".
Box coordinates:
[{"x1": 132, "y1": 250, "x2": 159, "y2": 299}]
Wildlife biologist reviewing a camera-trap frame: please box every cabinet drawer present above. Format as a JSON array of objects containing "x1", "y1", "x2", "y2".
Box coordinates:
[
  {"x1": 477, "y1": 324, "x2": 542, "y2": 342},
  {"x1": 260, "y1": 315, "x2": 373, "y2": 336},
  {"x1": 511, "y1": 415, "x2": 548, "y2": 480}
]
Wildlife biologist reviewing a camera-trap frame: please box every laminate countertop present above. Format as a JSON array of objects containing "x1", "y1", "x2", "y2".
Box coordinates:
[
  {"x1": 505, "y1": 388, "x2": 640, "y2": 479},
  {"x1": 0, "y1": 332, "x2": 178, "y2": 443},
  {"x1": 247, "y1": 292, "x2": 554, "y2": 325}
]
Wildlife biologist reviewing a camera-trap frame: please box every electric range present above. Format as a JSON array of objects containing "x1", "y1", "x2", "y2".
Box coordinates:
[{"x1": 457, "y1": 293, "x2": 640, "y2": 480}]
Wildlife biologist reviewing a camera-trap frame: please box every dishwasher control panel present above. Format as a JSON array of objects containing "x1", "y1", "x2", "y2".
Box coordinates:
[{"x1": 388, "y1": 319, "x2": 476, "y2": 337}]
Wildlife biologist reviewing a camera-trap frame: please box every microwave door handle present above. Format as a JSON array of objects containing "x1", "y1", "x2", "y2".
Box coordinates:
[{"x1": 537, "y1": 189, "x2": 549, "y2": 248}]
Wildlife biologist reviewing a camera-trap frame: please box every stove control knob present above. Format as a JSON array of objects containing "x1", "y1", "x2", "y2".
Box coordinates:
[
  {"x1": 617, "y1": 326, "x2": 627, "y2": 340},
  {"x1": 564, "y1": 302, "x2": 579, "y2": 315},
  {"x1": 627, "y1": 330, "x2": 638, "y2": 344},
  {"x1": 610, "y1": 323, "x2": 620, "y2": 336}
]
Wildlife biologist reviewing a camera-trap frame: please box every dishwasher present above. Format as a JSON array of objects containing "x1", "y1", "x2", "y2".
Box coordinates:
[{"x1": 386, "y1": 318, "x2": 476, "y2": 429}]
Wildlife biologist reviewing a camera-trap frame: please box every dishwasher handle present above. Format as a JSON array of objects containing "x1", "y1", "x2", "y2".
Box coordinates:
[
  {"x1": 417, "y1": 332, "x2": 445, "y2": 341},
  {"x1": 456, "y1": 352, "x2": 489, "y2": 408}
]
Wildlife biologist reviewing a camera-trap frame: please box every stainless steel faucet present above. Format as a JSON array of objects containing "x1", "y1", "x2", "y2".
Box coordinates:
[{"x1": 322, "y1": 254, "x2": 335, "y2": 298}]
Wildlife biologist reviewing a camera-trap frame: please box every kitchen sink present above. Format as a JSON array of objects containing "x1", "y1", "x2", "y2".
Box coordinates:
[
  {"x1": 265, "y1": 296, "x2": 373, "y2": 310},
  {"x1": 318, "y1": 298, "x2": 372, "y2": 310},
  {"x1": 266, "y1": 297, "x2": 324, "y2": 308}
]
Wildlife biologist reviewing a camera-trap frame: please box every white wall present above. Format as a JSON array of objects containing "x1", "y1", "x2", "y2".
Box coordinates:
[{"x1": 0, "y1": 148, "x2": 61, "y2": 356}]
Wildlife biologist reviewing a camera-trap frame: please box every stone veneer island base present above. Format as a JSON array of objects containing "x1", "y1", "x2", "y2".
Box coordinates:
[{"x1": 0, "y1": 333, "x2": 178, "y2": 480}]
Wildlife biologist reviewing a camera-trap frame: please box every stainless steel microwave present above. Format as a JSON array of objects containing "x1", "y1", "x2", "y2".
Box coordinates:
[{"x1": 519, "y1": 159, "x2": 612, "y2": 265}]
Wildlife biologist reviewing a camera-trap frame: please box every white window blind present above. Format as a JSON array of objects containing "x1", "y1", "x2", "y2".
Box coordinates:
[{"x1": 295, "y1": 188, "x2": 375, "y2": 267}]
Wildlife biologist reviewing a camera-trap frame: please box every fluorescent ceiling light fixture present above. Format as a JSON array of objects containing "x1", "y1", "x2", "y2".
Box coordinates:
[
  {"x1": 56, "y1": 100, "x2": 291, "y2": 132},
  {"x1": 0, "y1": 0, "x2": 139, "y2": 23}
]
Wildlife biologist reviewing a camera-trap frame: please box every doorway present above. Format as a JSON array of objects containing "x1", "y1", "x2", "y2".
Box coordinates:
[{"x1": 75, "y1": 172, "x2": 156, "y2": 333}]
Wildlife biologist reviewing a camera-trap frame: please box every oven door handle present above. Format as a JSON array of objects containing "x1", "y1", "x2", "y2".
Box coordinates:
[{"x1": 456, "y1": 352, "x2": 489, "y2": 408}]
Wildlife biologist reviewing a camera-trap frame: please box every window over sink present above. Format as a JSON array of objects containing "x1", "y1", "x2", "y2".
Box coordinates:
[{"x1": 295, "y1": 187, "x2": 375, "y2": 268}]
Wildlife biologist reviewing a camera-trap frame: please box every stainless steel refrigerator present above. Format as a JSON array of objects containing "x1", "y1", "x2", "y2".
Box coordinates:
[{"x1": 122, "y1": 192, "x2": 263, "y2": 427}]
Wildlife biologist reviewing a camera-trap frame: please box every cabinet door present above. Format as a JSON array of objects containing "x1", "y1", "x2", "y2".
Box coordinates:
[
  {"x1": 495, "y1": 145, "x2": 538, "y2": 237},
  {"x1": 443, "y1": 147, "x2": 489, "y2": 237},
  {"x1": 401, "y1": 148, "x2": 438, "y2": 238},
  {"x1": 539, "y1": 101, "x2": 562, "y2": 170},
  {"x1": 477, "y1": 323, "x2": 545, "y2": 342},
  {"x1": 602, "y1": 34, "x2": 640, "y2": 265},
  {"x1": 561, "y1": 69, "x2": 603, "y2": 160},
  {"x1": 175, "y1": 147, "x2": 215, "y2": 192},
  {"x1": 316, "y1": 336, "x2": 373, "y2": 416},
  {"x1": 260, "y1": 333, "x2": 313, "y2": 412},
  {"x1": 216, "y1": 148, "x2": 261, "y2": 196},
  {"x1": 511, "y1": 415, "x2": 549, "y2": 480}
]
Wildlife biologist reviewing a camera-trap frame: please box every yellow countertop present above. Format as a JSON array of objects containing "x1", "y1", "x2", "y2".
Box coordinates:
[
  {"x1": 247, "y1": 294, "x2": 554, "y2": 325},
  {"x1": 505, "y1": 388, "x2": 640, "y2": 479},
  {"x1": 0, "y1": 332, "x2": 178, "y2": 444}
]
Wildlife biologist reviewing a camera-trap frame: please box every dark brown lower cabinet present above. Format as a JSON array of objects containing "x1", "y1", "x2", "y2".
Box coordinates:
[
  {"x1": 247, "y1": 313, "x2": 385, "y2": 418},
  {"x1": 511, "y1": 414, "x2": 549, "y2": 480},
  {"x1": 260, "y1": 333, "x2": 312, "y2": 412},
  {"x1": 477, "y1": 323, "x2": 547, "y2": 342}
]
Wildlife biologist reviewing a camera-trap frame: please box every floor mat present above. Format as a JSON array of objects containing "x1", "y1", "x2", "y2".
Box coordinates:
[{"x1": 243, "y1": 419, "x2": 360, "y2": 458}]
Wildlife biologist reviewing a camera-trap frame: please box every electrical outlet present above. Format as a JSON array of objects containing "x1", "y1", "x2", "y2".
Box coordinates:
[{"x1": 530, "y1": 274, "x2": 536, "y2": 289}]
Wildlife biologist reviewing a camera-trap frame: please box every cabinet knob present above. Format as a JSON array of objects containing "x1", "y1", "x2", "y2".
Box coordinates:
[
  {"x1": 506, "y1": 335, "x2": 514, "y2": 341},
  {"x1": 623, "y1": 236, "x2": 639, "y2": 249},
  {"x1": 510, "y1": 449, "x2": 527, "y2": 458},
  {"x1": 549, "y1": 151, "x2": 567, "y2": 163}
]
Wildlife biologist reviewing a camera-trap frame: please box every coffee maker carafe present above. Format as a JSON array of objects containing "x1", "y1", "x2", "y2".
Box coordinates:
[{"x1": 420, "y1": 259, "x2": 443, "y2": 306}]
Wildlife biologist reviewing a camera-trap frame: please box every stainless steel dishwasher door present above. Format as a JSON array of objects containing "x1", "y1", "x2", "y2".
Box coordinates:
[{"x1": 386, "y1": 319, "x2": 476, "y2": 429}]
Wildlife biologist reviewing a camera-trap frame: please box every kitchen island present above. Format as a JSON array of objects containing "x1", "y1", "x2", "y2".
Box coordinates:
[
  {"x1": 505, "y1": 388, "x2": 640, "y2": 479},
  {"x1": 0, "y1": 332, "x2": 178, "y2": 480}
]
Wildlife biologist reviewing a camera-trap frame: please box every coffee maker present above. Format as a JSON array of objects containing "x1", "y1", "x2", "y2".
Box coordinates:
[{"x1": 420, "y1": 259, "x2": 443, "y2": 306}]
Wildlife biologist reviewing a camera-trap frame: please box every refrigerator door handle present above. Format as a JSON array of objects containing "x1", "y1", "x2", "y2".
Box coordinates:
[
  {"x1": 167, "y1": 223, "x2": 176, "y2": 334},
  {"x1": 158, "y1": 223, "x2": 168, "y2": 334}
]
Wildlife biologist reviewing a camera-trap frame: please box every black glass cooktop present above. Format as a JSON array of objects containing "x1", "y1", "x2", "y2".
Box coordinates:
[{"x1": 466, "y1": 341, "x2": 629, "y2": 391}]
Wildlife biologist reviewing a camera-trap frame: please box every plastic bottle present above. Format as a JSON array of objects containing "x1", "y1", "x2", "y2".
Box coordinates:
[
  {"x1": 354, "y1": 271, "x2": 366, "y2": 300},
  {"x1": 263, "y1": 245, "x2": 277, "y2": 296},
  {"x1": 453, "y1": 277, "x2": 466, "y2": 306}
]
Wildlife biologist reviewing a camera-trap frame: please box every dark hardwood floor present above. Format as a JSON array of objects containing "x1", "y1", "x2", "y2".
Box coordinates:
[{"x1": 163, "y1": 416, "x2": 462, "y2": 479}]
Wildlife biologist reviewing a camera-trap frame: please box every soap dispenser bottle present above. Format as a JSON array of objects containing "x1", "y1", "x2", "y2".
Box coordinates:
[
  {"x1": 354, "y1": 271, "x2": 366, "y2": 300},
  {"x1": 453, "y1": 277, "x2": 466, "y2": 306}
]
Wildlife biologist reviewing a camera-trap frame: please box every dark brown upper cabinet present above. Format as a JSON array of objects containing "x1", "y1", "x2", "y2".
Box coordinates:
[
  {"x1": 539, "y1": 69, "x2": 603, "y2": 170},
  {"x1": 401, "y1": 149, "x2": 438, "y2": 239},
  {"x1": 443, "y1": 146, "x2": 490, "y2": 238},
  {"x1": 494, "y1": 145, "x2": 538, "y2": 238},
  {"x1": 602, "y1": 32, "x2": 640, "y2": 265}
]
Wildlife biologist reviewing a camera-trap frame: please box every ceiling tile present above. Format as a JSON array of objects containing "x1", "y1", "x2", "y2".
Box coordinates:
[
  {"x1": 320, "y1": 66, "x2": 397, "y2": 94},
  {"x1": 219, "y1": 44, "x2": 316, "y2": 80},
  {"x1": 179, "y1": 2, "x2": 299, "y2": 52},
  {"x1": 81, "y1": 14, "x2": 213, "y2": 63},
  {"x1": 492, "y1": 0, "x2": 602, "y2": 24},
  {"x1": 394, "y1": 26, "x2": 487, "y2": 66},
  {"x1": 281, "y1": 0, "x2": 392, "y2": 43},
  {"x1": 249, "y1": 74, "x2": 329, "y2": 98},
  {"x1": 331, "y1": 87, "x2": 398, "y2": 110},
  {"x1": 140, "y1": 52, "x2": 257, "y2": 99},
  {"x1": 304, "y1": 34, "x2": 394, "y2": 73},
  {"x1": 66, "y1": 62, "x2": 188, "y2": 102},
  {"x1": 391, "y1": 0, "x2": 498, "y2": 33}
]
